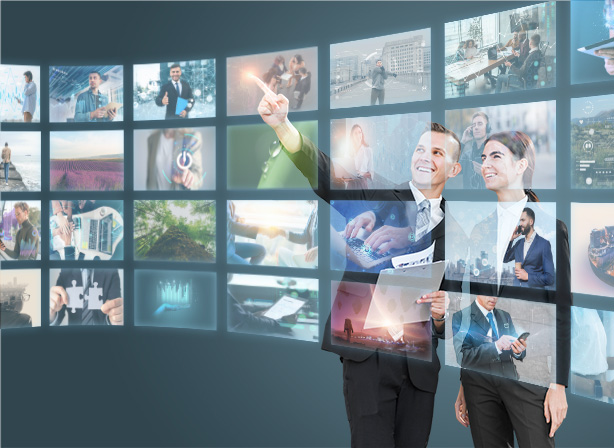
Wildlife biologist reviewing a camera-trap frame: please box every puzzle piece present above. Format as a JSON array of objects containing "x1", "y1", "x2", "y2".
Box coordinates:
[
  {"x1": 66, "y1": 280, "x2": 84, "y2": 314},
  {"x1": 83, "y1": 282, "x2": 104, "y2": 311}
]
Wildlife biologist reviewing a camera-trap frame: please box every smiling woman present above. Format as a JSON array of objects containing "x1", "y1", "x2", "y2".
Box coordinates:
[{"x1": 481, "y1": 131, "x2": 537, "y2": 201}]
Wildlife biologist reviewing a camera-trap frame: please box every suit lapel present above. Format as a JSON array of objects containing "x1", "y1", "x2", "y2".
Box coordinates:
[
  {"x1": 494, "y1": 308, "x2": 508, "y2": 336},
  {"x1": 522, "y1": 234, "x2": 538, "y2": 267}
]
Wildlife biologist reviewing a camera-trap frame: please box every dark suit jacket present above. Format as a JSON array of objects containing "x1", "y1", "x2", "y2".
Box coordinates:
[
  {"x1": 282, "y1": 135, "x2": 457, "y2": 394},
  {"x1": 514, "y1": 38, "x2": 530, "y2": 66},
  {"x1": 155, "y1": 79, "x2": 195, "y2": 119},
  {"x1": 453, "y1": 301, "x2": 525, "y2": 381},
  {"x1": 288, "y1": 207, "x2": 318, "y2": 250},
  {"x1": 466, "y1": 204, "x2": 572, "y2": 387},
  {"x1": 294, "y1": 73, "x2": 311, "y2": 96},
  {"x1": 52, "y1": 269, "x2": 122, "y2": 326},
  {"x1": 504, "y1": 233, "x2": 555, "y2": 288},
  {"x1": 510, "y1": 49, "x2": 543, "y2": 88}
]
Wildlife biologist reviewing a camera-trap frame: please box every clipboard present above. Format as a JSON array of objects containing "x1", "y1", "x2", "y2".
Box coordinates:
[{"x1": 364, "y1": 260, "x2": 446, "y2": 329}]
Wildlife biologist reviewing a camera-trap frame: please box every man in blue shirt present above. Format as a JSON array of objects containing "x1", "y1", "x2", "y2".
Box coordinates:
[{"x1": 74, "y1": 71, "x2": 117, "y2": 122}]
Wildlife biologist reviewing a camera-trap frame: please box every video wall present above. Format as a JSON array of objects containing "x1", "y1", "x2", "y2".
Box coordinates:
[{"x1": 2, "y1": 0, "x2": 614, "y2": 408}]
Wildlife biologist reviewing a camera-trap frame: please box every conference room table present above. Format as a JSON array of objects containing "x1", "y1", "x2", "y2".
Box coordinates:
[{"x1": 446, "y1": 49, "x2": 515, "y2": 97}]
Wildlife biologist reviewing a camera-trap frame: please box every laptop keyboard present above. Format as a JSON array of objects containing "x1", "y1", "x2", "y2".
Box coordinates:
[{"x1": 346, "y1": 237, "x2": 388, "y2": 264}]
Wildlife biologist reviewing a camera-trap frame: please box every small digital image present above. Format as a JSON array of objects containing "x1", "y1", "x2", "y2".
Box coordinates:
[
  {"x1": 49, "y1": 200, "x2": 124, "y2": 261},
  {"x1": 50, "y1": 131, "x2": 124, "y2": 191},
  {"x1": 0, "y1": 269, "x2": 41, "y2": 328},
  {"x1": 133, "y1": 59, "x2": 215, "y2": 120},
  {"x1": 571, "y1": 94, "x2": 614, "y2": 189},
  {"x1": 135, "y1": 270, "x2": 216, "y2": 330},
  {"x1": 134, "y1": 200, "x2": 216, "y2": 262},
  {"x1": 49, "y1": 65, "x2": 123, "y2": 123},
  {"x1": 0, "y1": 200, "x2": 42, "y2": 261}
]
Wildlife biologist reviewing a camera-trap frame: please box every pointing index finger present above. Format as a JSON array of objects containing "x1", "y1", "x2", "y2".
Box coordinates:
[{"x1": 249, "y1": 73, "x2": 279, "y2": 105}]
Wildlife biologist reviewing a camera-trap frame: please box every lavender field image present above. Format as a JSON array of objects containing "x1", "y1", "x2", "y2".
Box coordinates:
[
  {"x1": 50, "y1": 130, "x2": 124, "y2": 191},
  {"x1": 50, "y1": 159, "x2": 124, "y2": 191}
]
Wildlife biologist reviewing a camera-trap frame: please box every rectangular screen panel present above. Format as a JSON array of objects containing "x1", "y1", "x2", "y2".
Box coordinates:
[
  {"x1": 133, "y1": 59, "x2": 215, "y2": 121},
  {"x1": 330, "y1": 28, "x2": 431, "y2": 109},
  {"x1": 445, "y1": 2, "x2": 556, "y2": 98},
  {"x1": 227, "y1": 47, "x2": 317, "y2": 116},
  {"x1": 50, "y1": 65, "x2": 124, "y2": 122}
]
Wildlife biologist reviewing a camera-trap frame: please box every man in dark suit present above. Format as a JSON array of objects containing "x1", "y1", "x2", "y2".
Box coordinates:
[
  {"x1": 504, "y1": 207, "x2": 555, "y2": 288},
  {"x1": 256, "y1": 78, "x2": 463, "y2": 447},
  {"x1": 49, "y1": 269, "x2": 123, "y2": 326},
  {"x1": 290, "y1": 68, "x2": 311, "y2": 110},
  {"x1": 155, "y1": 64, "x2": 195, "y2": 119},
  {"x1": 453, "y1": 296, "x2": 527, "y2": 380},
  {"x1": 496, "y1": 34, "x2": 543, "y2": 93},
  {"x1": 453, "y1": 296, "x2": 546, "y2": 448}
]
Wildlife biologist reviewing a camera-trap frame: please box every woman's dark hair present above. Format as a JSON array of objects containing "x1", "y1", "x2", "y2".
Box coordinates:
[
  {"x1": 294, "y1": 54, "x2": 304, "y2": 64},
  {"x1": 350, "y1": 124, "x2": 368, "y2": 148},
  {"x1": 484, "y1": 131, "x2": 538, "y2": 201},
  {"x1": 467, "y1": 39, "x2": 475, "y2": 47}
]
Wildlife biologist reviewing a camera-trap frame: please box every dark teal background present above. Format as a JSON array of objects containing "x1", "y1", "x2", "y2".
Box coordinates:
[{"x1": 2, "y1": 1, "x2": 614, "y2": 447}]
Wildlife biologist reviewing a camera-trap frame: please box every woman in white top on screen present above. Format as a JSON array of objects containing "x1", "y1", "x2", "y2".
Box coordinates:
[
  {"x1": 348, "y1": 124, "x2": 374, "y2": 189},
  {"x1": 464, "y1": 39, "x2": 478, "y2": 59}
]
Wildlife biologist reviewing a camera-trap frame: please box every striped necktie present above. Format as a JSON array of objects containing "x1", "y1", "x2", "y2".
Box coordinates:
[{"x1": 415, "y1": 199, "x2": 431, "y2": 241}]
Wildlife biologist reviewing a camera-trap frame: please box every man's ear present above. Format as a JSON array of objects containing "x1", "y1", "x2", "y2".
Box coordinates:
[{"x1": 448, "y1": 162, "x2": 462, "y2": 179}]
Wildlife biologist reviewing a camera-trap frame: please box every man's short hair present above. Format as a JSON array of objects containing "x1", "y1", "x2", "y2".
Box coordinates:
[
  {"x1": 4, "y1": 143, "x2": 7, "y2": 146},
  {"x1": 170, "y1": 63, "x2": 181, "y2": 70},
  {"x1": 530, "y1": 34, "x2": 541, "y2": 46},
  {"x1": 23, "y1": 71, "x2": 33, "y2": 81},
  {"x1": 421, "y1": 122, "x2": 463, "y2": 163},
  {"x1": 298, "y1": 67, "x2": 308, "y2": 75},
  {"x1": 14, "y1": 202, "x2": 29, "y2": 214},
  {"x1": 89, "y1": 71, "x2": 102, "y2": 79},
  {"x1": 523, "y1": 207, "x2": 536, "y2": 224}
]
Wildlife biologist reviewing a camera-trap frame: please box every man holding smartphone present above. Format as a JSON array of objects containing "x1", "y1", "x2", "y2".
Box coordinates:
[{"x1": 453, "y1": 295, "x2": 534, "y2": 446}]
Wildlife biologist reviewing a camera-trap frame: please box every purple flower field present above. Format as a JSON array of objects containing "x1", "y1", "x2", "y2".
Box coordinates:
[{"x1": 50, "y1": 159, "x2": 124, "y2": 191}]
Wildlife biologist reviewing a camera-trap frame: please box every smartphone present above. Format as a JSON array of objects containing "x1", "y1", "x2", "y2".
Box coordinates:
[{"x1": 517, "y1": 332, "x2": 530, "y2": 341}]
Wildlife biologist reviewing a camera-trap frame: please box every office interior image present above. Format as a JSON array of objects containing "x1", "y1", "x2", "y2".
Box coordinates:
[{"x1": 2, "y1": 2, "x2": 614, "y2": 448}]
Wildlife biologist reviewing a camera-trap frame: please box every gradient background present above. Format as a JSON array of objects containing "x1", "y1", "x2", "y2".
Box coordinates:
[{"x1": 2, "y1": 1, "x2": 614, "y2": 447}]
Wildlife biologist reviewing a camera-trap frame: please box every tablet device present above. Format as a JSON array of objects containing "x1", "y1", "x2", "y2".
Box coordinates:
[{"x1": 578, "y1": 36, "x2": 614, "y2": 59}]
